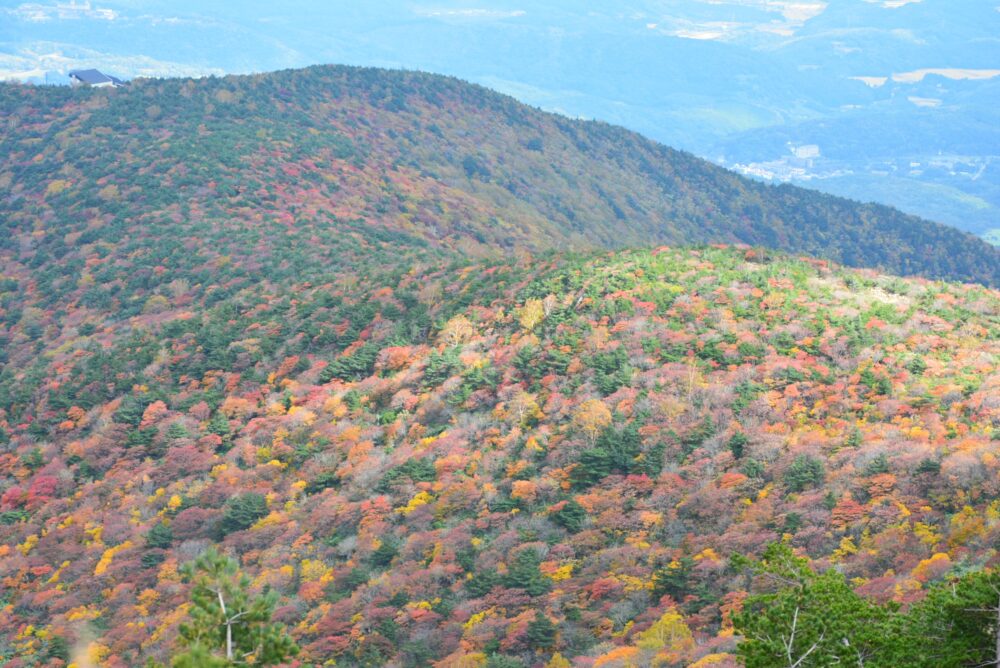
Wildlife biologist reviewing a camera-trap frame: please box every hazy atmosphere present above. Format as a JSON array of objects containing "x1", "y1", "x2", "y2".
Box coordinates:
[{"x1": 3, "y1": 0, "x2": 1000, "y2": 241}]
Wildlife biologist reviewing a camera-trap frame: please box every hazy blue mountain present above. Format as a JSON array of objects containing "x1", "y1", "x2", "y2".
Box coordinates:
[{"x1": 2, "y1": 1, "x2": 998, "y2": 241}]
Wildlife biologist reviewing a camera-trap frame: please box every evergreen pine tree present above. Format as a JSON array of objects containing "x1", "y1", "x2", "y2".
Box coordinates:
[
  {"x1": 167, "y1": 547, "x2": 298, "y2": 666},
  {"x1": 526, "y1": 611, "x2": 557, "y2": 651}
]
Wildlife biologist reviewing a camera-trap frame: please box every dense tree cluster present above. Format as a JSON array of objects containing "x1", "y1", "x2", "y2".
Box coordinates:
[
  {"x1": 734, "y1": 541, "x2": 1000, "y2": 667},
  {"x1": 0, "y1": 241, "x2": 997, "y2": 666}
]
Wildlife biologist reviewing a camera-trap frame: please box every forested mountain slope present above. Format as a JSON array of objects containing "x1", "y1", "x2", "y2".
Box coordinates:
[
  {"x1": 1, "y1": 243, "x2": 998, "y2": 666},
  {"x1": 1, "y1": 65, "x2": 998, "y2": 286},
  {"x1": 1, "y1": 65, "x2": 1000, "y2": 667}
]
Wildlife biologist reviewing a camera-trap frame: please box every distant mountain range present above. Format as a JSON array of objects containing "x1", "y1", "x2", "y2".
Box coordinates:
[{"x1": 2, "y1": 1, "x2": 998, "y2": 243}]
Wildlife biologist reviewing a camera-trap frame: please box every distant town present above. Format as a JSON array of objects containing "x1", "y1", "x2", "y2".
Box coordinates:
[{"x1": 724, "y1": 144, "x2": 993, "y2": 185}]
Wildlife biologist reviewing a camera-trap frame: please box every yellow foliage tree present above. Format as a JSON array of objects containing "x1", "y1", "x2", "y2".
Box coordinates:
[
  {"x1": 45, "y1": 179, "x2": 70, "y2": 196},
  {"x1": 516, "y1": 299, "x2": 545, "y2": 332},
  {"x1": 949, "y1": 505, "x2": 985, "y2": 546},
  {"x1": 94, "y1": 540, "x2": 133, "y2": 576},
  {"x1": 911, "y1": 552, "x2": 952, "y2": 583},
  {"x1": 913, "y1": 521, "x2": 942, "y2": 546},
  {"x1": 142, "y1": 294, "x2": 171, "y2": 314},
  {"x1": 688, "y1": 653, "x2": 736, "y2": 667},
  {"x1": 544, "y1": 563, "x2": 574, "y2": 582},
  {"x1": 573, "y1": 399, "x2": 612, "y2": 445},
  {"x1": 397, "y1": 491, "x2": 434, "y2": 515},
  {"x1": 507, "y1": 391, "x2": 542, "y2": 427},
  {"x1": 546, "y1": 653, "x2": 572, "y2": 668},
  {"x1": 300, "y1": 558, "x2": 333, "y2": 583},
  {"x1": 440, "y1": 315, "x2": 477, "y2": 346},
  {"x1": 634, "y1": 608, "x2": 694, "y2": 652}
]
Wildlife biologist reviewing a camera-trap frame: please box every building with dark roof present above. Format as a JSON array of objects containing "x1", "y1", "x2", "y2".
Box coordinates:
[{"x1": 69, "y1": 69, "x2": 126, "y2": 88}]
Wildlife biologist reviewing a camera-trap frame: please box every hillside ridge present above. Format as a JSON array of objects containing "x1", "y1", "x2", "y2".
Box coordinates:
[
  {"x1": 1, "y1": 64, "x2": 998, "y2": 285},
  {"x1": 1, "y1": 244, "x2": 998, "y2": 666}
]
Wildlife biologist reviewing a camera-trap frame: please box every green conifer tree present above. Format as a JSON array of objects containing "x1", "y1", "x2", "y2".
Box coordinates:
[
  {"x1": 166, "y1": 547, "x2": 298, "y2": 667},
  {"x1": 732, "y1": 542, "x2": 891, "y2": 667}
]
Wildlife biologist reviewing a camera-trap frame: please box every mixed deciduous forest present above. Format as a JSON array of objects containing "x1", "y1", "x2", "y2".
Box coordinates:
[
  {"x1": 1, "y1": 65, "x2": 998, "y2": 286},
  {"x1": 0, "y1": 66, "x2": 998, "y2": 667}
]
